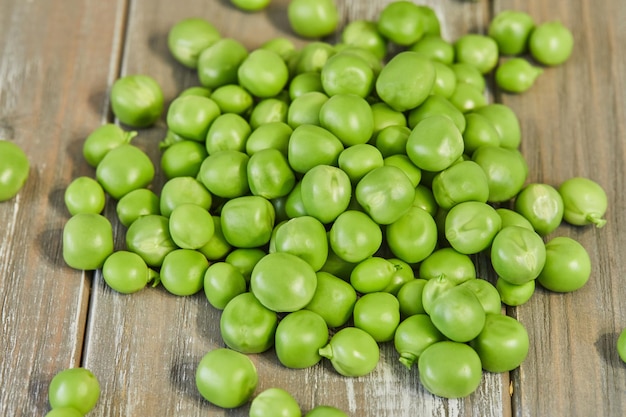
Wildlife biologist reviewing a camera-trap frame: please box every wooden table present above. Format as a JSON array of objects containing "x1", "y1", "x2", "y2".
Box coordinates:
[{"x1": 1, "y1": 0, "x2": 625, "y2": 416}]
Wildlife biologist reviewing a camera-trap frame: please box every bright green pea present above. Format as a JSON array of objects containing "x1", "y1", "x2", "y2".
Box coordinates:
[
  {"x1": 198, "y1": 216, "x2": 232, "y2": 261},
  {"x1": 419, "y1": 247, "x2": 476, "y2": 284},
  {"x1": 394, "y1": 314, "x2": 445, "y2": 369},
  {"x1": 429, "y1": 284, "x2": 486, "y2": 342},
  {"x1": 169, "y1": 203, "x2": 214, "y2": 250},
  {"x1": 287, "y1": 91, "x2": 329, "y2": 128},
  {"x1": 341, "y1": 20, "x2": 387, "y2": 60},
  {"x1": 386, "y1": 206, "x2": 438, "y2": 264},
  {"x1": 406, "y1": 114, "x2": 465, "y2": 172},
  {"x1": 496, "y1": 207, "x2": 534, "y2": 231},
  {"x1": 410, "y1": 35, "x2": 455, "y2": 64},
  {"x1": 305, "y1": 406, "x2": 348, "y2": 417},
  {"x1": 205, "y1": 113, "x2": 251, "y2": 154},
  {"x1": 167, "y1": 18, "x2": 220, "y2": 68},
  {"x1": 63, "y1": 213, "x2": 114, "y2": 270},
  {"x1": 488, "y1": 10, "x2": 535, "y2": 56},
  {"x1": 288, "y1": 0, "x2": 339, "y2": 39},
  {"x1": 160, "y1": 139, "x2": 207, "y2": 179},
  {"x1": 459, "y1": 278, "x2": 502, "y2": 315},
  {"x1": 496, "y1": 58, "x2": 543, "y2": 93},
  {"x1": 377, "y1": 1, "x2": 425, "y2": 46},
  {"x1": 116, "y1": 188, "x2": 160, "y2": 227},
  {"x1": 221, "y1": 195, "x2": 275, "y2": 248},
  {"x1": 350, "y1": 257, "x2": 396, "y2": 294},
  {"x1": 272, "y1": 215, "x2": 328, "y2": 271},
  {"x1": 412, "y1": 184, "x2": 438, "y2": 217},
  {"x1": 247, "y1": 148, "x2": 295, "y2": 199},
  {"x1": 275, "y1": 310, "x2": 329, "y2": 369},
  {"x1": 125, "y1": 215, "x2": 177, "y2": 267},
  {"x1": 249, "y1": 388, "x2": 301, "y2": 417},
  {"x1": 469, "y1": 313, "x2": 529, "y2": 373},
  {"x1": 417, "y1": 5, "x2": 441, "y2": 37},
  {"x1": 305, "y1": 272, "x2": 357, "y2": 328},
  {"x1": 110, "y1": 75, "x2": 164, "y2": 128},
  {"x1": 376, "y1": 51, "x2": 436, "y2": 112},
  {"x1": 431, "y1": 61, "x2": 458, "y2": 98},
  {"x1": 238, "y1": 49, "x2": 289, "y2": 98},
  {"x1": 287, "y1": 124, "x2": 343, "y2": 174},
  {"x1": 329, "y1": 210, "x2": 383, "y2": 264},
  {"x1": 178, "y1": 86, "x2": 213, "y2": 98},
  {"x1": 197, "y1": 150, "x2": 249, "y2": 199},
  {"x1": 225, "y1": 247, "x2": 266, "y2": 283},
  {"x1": 102, "y1": 250, "x2": 159, "y2": 294},
  {"x1": 48, "y1": 368, "x2": 100, "y2": 415},
  {"x1": 159, "y1": 176, "x2": 212, "y2": 217},
  {"x1": 44, "y1": 407, "x2": 84, "y2": 417},
  {"x1": 374, "y1": 125, "x2": 411, "y2": 158},
  {"x1": 537, "y1": 236, "x2": 591, "y2": 293},
  {"x1": 383, "y1": 154, "x2": 421, "y2": 188},
  {"x1": 167, "y1": 95, "x2": 221, "y2": 142},
  {"x1": 64, "y1": 176, "x2": 106, "y2": 215},
  {"x1": 448, "y1": 82, "x2": 487, "y2": 113},
  {"x1": 284, "y1": 181, "x2": 307, "y2": 219},
  {"x1": 261, "y1": 37, "x2": 296, "y2": 61},
  {"x1": 496, "y1": 277, "x2": 535, "y2": 306},
  {"x1": 450, "y1": 62, "x2": 486, "y2": 92},
  {"x1": 474, "y1": 103, "x2": 521, "y2": 149},
  {"x1": 197, "y1": 38, "x2": 248, "y2": 88},
  {"x1": 82, "y1": 123, "x2": 136, "y2": 167},
  {"x1": 353, "y1": 292, "x2": 401, "y2": 342},
  {"x1": 383, "y1": 258, "x2": 416, "y2": 295},
  {"x1": 210, "y1": 84, "x2": 253, "y2": 114},
  {"x1": 356, "y1": 165, "x2": 416, "y2": 225},
  {"x1": 396, "y1": 279, "x2": 428, "y2": 317},
  {"x1": 338, "y1": 143, "x2": 384, "y2": 184},
  {"x1": 335, "y1": 45, "x2": 383, "y2": 77},
  {"x1": 319, "y1": 327, "x2": 380, "y2": 377},
  {"x1": 445, "y1": 201, "x2": 502, "y2": 254},
  {"x1": 454, "y1": 34, "x2": 499, "y2": 74},
  {"x1": 96, "y1": 144, "x2": 155, "y2": 200},
  {"x1": 300, "y1": 165, "x2": 351, "y2": 224},
  {"x1": 471, "y1": 145, "x2": 528, "y2": 202},
  {"x1": 558, "y1": 177, "x2": 608, "y2": 227},
  {"x1": 421, "y1": 275, "x2": 456, "y2": 315},
  {"x1": 246, "y1": 122, "x2": 292, "y2": 156},
  {"x1": 529, "y1": 21, "x2": 574, "y2": 66},
  {"x1": 203, "y1": 262, "x2": 247, "y2": 309},
  {"x1": 320, "y1": 52, "x2": 374, "y2": 98},
  {"x1": 319, "y1": 94, "x2": 374, "y2": 146},
  {"x1": 160, "y1": 249, "x2": 209, "y2": 296},
  {"x1": 431, "y1": 160, "x2": 490, "y2": 210},
  {"x1": 294, "y1": 42, "x2": 336, "y2": 74},
  {"x1": 371, "y1": 102, "x2": 407, "y2": 136},
  {"x1": 221, "y1": 292, "x2": 278, "y2": 353},
  {"x1": 408, "y1": 95, "x2": 466, "y2": 133},
  {"x1": 462, "y1": 112, "x2": 501, "y2": 154},
  {"x1": 249, "y1": 98, "x2": 289, "y2": 129},
  {"x1": 230, "y1": 0, "x2": 270, "y2": 11},
  {"x1": 289, "y1": 72, "x2": 324, "y2": 99},
  {"x1": 514, "y1": 183, "x2": 564, "y2": 236},
  {"x1": 491, "y1": 226, "x2": 546, "y2": 285}
]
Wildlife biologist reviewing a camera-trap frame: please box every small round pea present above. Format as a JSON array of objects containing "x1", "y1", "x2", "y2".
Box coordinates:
[
  {"x1": 160, "y1": 139, "x2": 208, "y2": 179},
  {"x1": 205, "y1": 113, "x2": 251, "y2": 154},
  {"x1": 375, "y1": 125, "x2": 411, "y2": 158},
  {"x1": 431, "y1": 160, "x2": 490, "y2": 210},
  {"x1": 261, "y1": 37, "x2": 297, "y2": 61},
  {"x1": 448, "y1": 83, "x2": 487, "y2": 113},
  {"x1": 450, "y1": 62, "x2": 486, "y2": 92},
  {"x1": 230, "y1": 0, "x2": 270, "y2": 12},
  {"x1": 472, "y1": 146, "x2": 528, "y2": 203},
  {"x1": 488, "y1": 10, "x2": 535, "y2": 56},
  {"x1": 409, "y1": 35, "x2": 455, "y2": 65},
  {"x1": 496, "y1": 277, "x2": 535, "y2": 306},
  {"x1": 169, "y1": 203, "x2": 215, "y2": 250},
  {"x1": 238, "y1": 49, "x2": 289, "y2": 98},
  {"x1": 341, "y1": 20, "x2": 387, "y2": 60},
  {"x1": 558, "y1": 177, "x2": 608, "y2": 228},
  {"x1": 126, "y1": 215, "x2": 177, "y2": 267},
  {"x1": 377, "y1": 1, "x2": 425, "y2": 46},
  {"x1": 289, "y1": 72, "x2": 324, "y2": 100},
  {"x1": 407, "y1": 95, "x2": 466, "y2": 133},
  {"x1": 167, "y1": 18, "x2": 220, "y2": 69},
  {"x1": 491, "y1": 226, "x2": 546, "y2": 285},
  {"x1": 514, "y1": 183, "x2": 564, "y2": 236},
  {"x1": 529, "y1": 21, "x2": 574, "y2": 66},
  {"x1": 474, "y1": 103, "x2": 521, "y2": 149},
  {"x1": 160, "y1": 249, "x2": 209, "y2": 296},
  {"x1": 287, "y1": 91, "x2": 329, "y2": 128},
  {"x1": 115, "y1": 188, "x2": 160, "y2": 227},
  {"x1": 246, "y1": 122, "x2": 292, "y2": 156},
  {"x1": 159, "y1": 176, "x2": 212, "y2": 217},
  {"x1": 82, "y1": 123, "x2": 137, "y2": 167},
  {"x1": 167, "y1": 95, "x2": 221, "y2": 142},
  {"x1": 444, "y1": 201, "x2": 502, "y2": 255},
  {"x1": 462, "y1": 112, "x2": 500, "y2": 154},
  {"x1": 102, "y1": 250, "x2": 159, "y2": 294},
  {"x1": 210, "y1": 84, "x2": 253, "y2": 115},
  {"x1": 537, "y1": 236, "x2": 591, "y2": 293},
  {"x1": 321, "y1": 52, "x2": 375, "y2": 98},
  {"x1": 249, "y1": 98, "x2": 289, "y2": 129},
  {"x1": 496, "y1": 58, "x2": 543, "y2": 93},
  {"x1": 454, "y1": 34, "x2": 499, "y2": 74},
  {"x1": 95, "y1": 144, "x2": 155, "y2": 200},
  {"x1": 110, "y1": 75, "x2": 164, "y2": 128},
  {"x1": 64, "y1": 176, "x2": 106, "y2": 215},
  {"x1": 294, "y1": 42, "x2": 336, "y2": 74},
  {"x1": 406, "y1": 114, "x2": 465, "y2": 173},
  {"x1": 197, "y1": 38, "x2": 248, "y2": 89},
  {"x1": 288, "y1": 0, "x2": 339, "y2": 39},
  {"x1": 63, "y1": 213, "x2": 114, "y2": 270},
  {"x1": 319, "y1": 94, "x2": 374, "y2": 146}
]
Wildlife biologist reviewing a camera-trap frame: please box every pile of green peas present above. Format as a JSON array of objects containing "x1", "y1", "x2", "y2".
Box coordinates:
[{"x1": 58, "y1": 0, "x2": 616, "y2": 413}]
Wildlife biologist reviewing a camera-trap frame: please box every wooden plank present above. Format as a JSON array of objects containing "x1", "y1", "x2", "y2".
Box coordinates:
[
  {"x1": 0, "y1": 0, "x2": 128, "y2": 415},
  {"x1": 81, "y1": 1, "x2": 510, "y2": 416},
  {"x1": 492, "y1": 0, "x2": 626, "y2": 416}
]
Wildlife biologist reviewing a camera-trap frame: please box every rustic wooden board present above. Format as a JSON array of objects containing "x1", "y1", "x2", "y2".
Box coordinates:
[
  {"x1": 493, "y1": 0, "x2": 626, "y2": 416},
  {"x1": 0, "y1": 0, "x2": 128, "y2": 415}
]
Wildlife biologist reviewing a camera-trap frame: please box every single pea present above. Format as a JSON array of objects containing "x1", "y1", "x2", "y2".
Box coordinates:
[
  {"x1": 416, "y1": 5, "x2": 441, "y2": 37},
  {"x1": 353, "y1": 292, "x2": 401, "y2": 342},
  {"x1": 287, "y1": 124, "x2": 343, "y2": 174},
  {"x1": 421, "y1": 275, "x2": 456, "y2": 315},
  {"x1": 408, "y1": 95, "x2": 466, "y2": 133},
  {"x1": 329, "y1": 210, "x2": 383, "y2": 264},
  {"x1": 48, "y1": 368, "x2": 100, "y2": 415},
  {"x1": 386, "y1": 206, "x2": 438, "y2": 264},
  {"x1": 375, "y1": 125, "x2": 411, "y2": 158},
  {"x1": 305, "y1": 406, "x2": 348, "y2": 417},
  {"x1": 558, "y1": 177, "x2": 608, "y2": 227},
  {"x1": 462, "y1": 112, "x2": 501, "y2": 154},
  {"x1": 617, "y1": 329, "x2": 626, "y2": 363},
  {"x1": 319, "y1": 93, "x2": 374, "y2": 146},
  {"x1": 318, "y1": 327, "x2": 380, "y2": 377},
  {"x1": 377, "y1": 1, "x2": 424, "y2": 46},
  {"x1": 448, "y1": 82, "x2": 487, "y2": 113},
  {"x1": 221, "y1": 292, "x2": 278, "y2": 353},
  {"x1": 469, "y1": 313, "x2": 529, "y2": 373},
  {"x1": 406, "y1": 114, "x2": 465, "y2": 172},
  {"x1": 341, "y1": 20, "x2": 387, "y2": 60},
  {"x1": 205, "y1": 113, "x2": 251, "y2": 154},
  {"x1": 409, "y1": 35, "x2": 455, "y2": 64},
  {"x1": 289, "y1": 72, "x2": 324, "y2": 99},
  {"x1": 178, "y1": 86, "x2": 213, "y2": 98},
  {"x1": 294, "y1": 42, "x2": 336, "y2": 74},
  {"x1": 429, "y1": 285, "x2": 486, "y2": 342},
  {"x1": 238, "y1": 49, "x2": 289, "y2": 98},
  {"x1": 454, "y1": 34, "x2": 499, "y2": 74},
  {"x1": 125, "y1": 214, "x2": 177, "y2": 267},
  {"x1": 338, "y1": 143, "x2": 384, "y2": 184},
  {"x1": 394, "y1": 314, "x2": 445, "y2": 369},
  {"x1": 203, "y1": 262, "x2": 247, "y2": 310},
  {"x1": 432, "y1": 160, "x2": 489, "y2": 210},
  {"x1": 356, "y1": 165, "x2": 416, "y2": 225},
  {"x1": 537, "y1": 236, "x2": 591, "y2": 292},
  {"x1": 384, "y1": 154, "x2": 422, "y2": 188},
  {"x1": 230, "y1": 0, "x2": 270, "y2": 12},
  {"x1": 450, "y1": 62, "x2": 486, "y2": 92},
  {"x1": 246, "y1": 122, "x2": 292, "y2": 156},
  {"x1": 474, "y1": 103, "x2": 521, "y2": 149},
  {"x1": 210, "y1": 84, "x2": 253, "y2": 115},
  {"x1": 288, "y1": 0, "x2": 339, "y2": 38},
  {"x1": 430, "y1": 61, "x2": 458, "y2": 99},
  {"x1": 419, "y1": 247, "x2": 476, "y2": 284},
  {"x1": 496, "y1": 277, "x2": 535, "y2": 306},
  {"x1": 529, "y1": 21, "x2": 574, "y2": 66},
  {"x1": 459, "y1": 278, "x2": 502, "y2": 315},
  {"x1": 514, "y1": 183, "x2": 564, "y2": 236},
  {"x1": 287, "y1": 91, "x2": 329, "y2": 128},
  {"x1": 445, "y1": 201, "x2": 502, "y2": 254},
  {"x1": 272, "y1": 215, "x2": 328, "y2": 271},
  {"x1": 350, "y1": 257, "x2": 396, "y2": 294},
  {"x1": 249, "y1": 98, "x2": 289, "y2": 129},
  {"x1": 376, "y1": 51, "x2": 436, "y2": 112},
  {"x1": 64, "y1": 176, "x2": 106, "y2": 215},
  {"x1": 169, "y1": 203, "x2": 215, "y2": 250},
  {"x1": 396, "y1": 279, "x2": 428, "y2": 317},
  {"x1": 160, "y1": 139, "x2": 208, "y2": 179},
  {"x1": 488, "y1": 10, "x2": 535, "y2": 56},
  {"x1": 496, "y1": 58, "x2": 543, "y2": 93},
  {"x1": 198, "y1": 216, "x2": 232, "y2": 261},
  {"x1": 491, "y1": 226, "x2": 546, "y2": 285},
  {"x1": 167, "y1": 95, "x2": 221, "y2": 142},
  {"x1": 197, "y1": 38, "x2": 248, "y2": 89},
  {"x1": 305, "y1": 271, "x2": 357, "y2": 328},
  {"x1": 82, "y1": 123, "x2": 137, "y2": 167},
  {"x1": 383, "y1": 258, "x2": 416, "y2": 295},
  {"x1": 159, "y1": 176, "x2": 212, "y2": 217},
  {"x1": 371, "y1": 102, "x2": 408, "y2": 136},
  {"x1": 300, "y1": 165, "x2": 352, "y2": 224},
  {"x1": 320, "y1": 52, "x2": 375, "y2": 98},
  {"x1": 160, "y1": 249, "x2": 209, "y2": 296},
  {"x1": 63, "y1": 213, "x2": 114, "y2": 270},
  {"x1": 413, "y1": 184, "x2": 439, "y2": 217},
  {"x1": 247, "y1": 148, "x2": 296, "y2": 199},
  {"x1": 249, "y1": 388, "x2": 301, "y2": 417},
  {"x1": 225, "y1": 247, "x2": 267, "y2": 283},
  {"x1": 167, "y1": 18, "x2": 220, "y2": 69},
  {"x1": 110, "y1": 74, "x2": 164, "y2": 128},
  {"x1": 95, "y1": 144, "x2": 155, "y2": 200},
  {"x1": 102, "y1": 250, "x2": 159, "y2": 294},
  {"x1": 496, "y1": 207, "x2": 534, "y2": 231},
  {"x1": 261, "y1": 37, "x2": 296, "y2": 62},
  {"x1": 221, "y1": 195, "x2": 275, "y2": 248},
  {"x1": 471, "y1": 145, "x2": 528, "y2": 203},
  {"x1": 116, "y1": 188, "x2": 160, "y2": 227}
]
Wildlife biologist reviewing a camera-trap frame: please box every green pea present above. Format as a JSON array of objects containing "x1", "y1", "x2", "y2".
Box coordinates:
[
  {"x1": 394, "y1": 314, "x2": 445, "y2": 369},
  {"x1": 514, "y1": 183, "x2": 564, "y2": 236},
  {"x1": 496, "y1": 58, "x2": 543, "y2": 93},
  {"x1": 301, "y1": 165, "x2": 352, "y2": 224},
  {"x1": 377, "y1": 1, "x2": 425, "y2": 46},
  {"x1": 459, "y1": 278, "x2": 502, "y2": 315},
  {"x1": 210, "y1": 84, "x2": 253, "y2": 115},
  {"x1": 287, "y1": 0, "x2": 339, "y2": 39},
  {"x1": 338, "y1": 143, "x2": 384, "y2": 184},
  {"x1": 350, "y1": 257, "x2": 395, "y2": 294},
  {"x1": 431, "y1": 61, "x2": 458, "y2": 98},
  {"x1": 410, "y1": 35, "x2": 455, "y2": 64},
  {"x1": 454, "y1": 34, "x2": 499, "y2": 74},
  {"x1": 421, "y1": 275, "x2": 456, "y2": 315},
  {"x1": 383, "y1": 258, "x2": 416, "y2": 295},
  {"x1": 462, "y1": 112, "x2": 500, "y2": 154},
  {"x1": 537, "y1": 236, "x2": 591, "y2": 293},
  {"x1": 471, "y1": 146, "x2": 528, "y2": 203},
  {"x1": 96, "y1": 144, "x2": 155, "y2": 200},
  {"x1": 287, "y1": 124, "x2": 343, "y2": 174},
  {"x1": 474, "y1": 103, "x2": 521, "y2": 149},
  {"x1": 272, "y1": 215, "x2": 328, "y2": 271},
  {"x1": 160, "y1": 139, "x2": 208, "y2": 179},
  {"x1": 225, "y1": 247, "x2": 266, "y2": 283},
  {"x1": 305, "y1": 271, "x2": 357, "y2": 328},
  {"x1": 529, "y1": 21, "x2": 574, "y2": 66},
  {"x1": 64, "y1": 176, "x2": 106, "y2": 215},
  {"x1": 488, "y1": 10, "x2": 535, "y2": 56},
  {"x1": 418, "y1": 247, "x2": 476, "y2": 284},
  {"x1": 341, "y1": 20, "x2": 387, "y2": 60},
  {"x1": 496, "y1": 277, "x2": 535, "y2": 306},
  {"x1": 160, "y1": 249, "x2": 209, "y2": 296},
  {"x1": 126, "y1": 214, "x2": 177, "y2": 267},
  {"x1": 261, "y1": 37, "x2": 296, "y2": 62},
  {"x1": 275, "y1": 310, "x2": 329, "y2": 369},
  {"x1": 432, "y1": 160, "x2": 490, "y2": 210},
  {"x1": 198, "y1": 216, "x2": 233, "y2": 261},
  {"x1": 246, "y1": 122, "x2": 292, "y2": 156},
  {"x1": 383, "y1": 154, "x2": 421, "y2": 188},
  {"x1": 496, "y1": 207, "x2": 534, "y2": 231},
  {"x1": 318, "y1": 327, "x2": 380, "y2": 377},
  {"x1": 197, "y1": 150, "x2": 249, "y2": 199},
  {"x1": 169, "y1": 203, "x2": 214, "y2": 249},
  {"x1": 450, "y1": 62, "x2": 486, "y2": 93},
  {"x1": 159, "y1": 176, "x2": 212, "y2": 217},
  {"x1": 230, "y1": 0, "x2": 270, "y2": 12},
  {"x1": 305, "y1": 406, "x2": 348, "y2": 417},
  {"x1": 294, "y1": 42, "x2": 336, "y2": 74},
  {"x1": 396, "y1": 279, "x2": 428, "y2": 317},
  {"x1": 371, "y1": 102, "x2": 407, "y2": 136},
  {"x1": 116, "y1": 188, "x2": 160, "y2": 227},
  {"x1": 238, "y1": 49, "x2": 289, "y2": 98},
  {"x1": 491, "y1": 226, "x2": 546, "y2": 285},
  {"x1": 320, "y1": 52, "x2": 374, "y2": 98},
  {"x1": 220, "y1": 292, "x2": 277, "y2": 353},
  {"x1": 178, "y1": 86, "x2": 213, "y2": 98},
  {"x1": 413, "y1": 184, "x2": 439, "y2": 217},
  {"x1": 429, "y1": 285, "x2": 486, "y2": 342},
  {"x1": 63, "y1": 213, "x2": 114, "y2": 270},
  {"x1": 203, "y1": 262, "x2": 246, "y2": 309},
  {"x1": 102, "y1": 250, "x2": 159, "y2": 294},
  {"x1": 353, "y1": 292, "x2": 401, "y2": 342},
  {"x1": 167, "y1": 18, "x2": 220, "y2": 69},
  {"x1": 448, "y1": 82, "x2": 487, "y2": 113},
  {"x1": 445, "y1": 201, "x2": 502, "y2": 254},
  {"x1": 356, "y1": 165, "x2": 416, "y2": 225},
  {"x1": 376, "y1": 51, "x2": 436, "y2": 112},
  {"x1": 386, "y1": 206, "x2": 438, "y2": 264},
  {"x1": 319, "y1": 94, "x2": 374, "y2": 146},
  {"x1": 617, "y1": 329, "x2": 626, "y2": 364},
  {"x1": 287, "y1": 91, "x2": 329, "y2": 128},
  {"x1": 248, "y1": 148, "x2": 295, "y2": 199},
  {"x1": 110, "y1": 75, "x2": 164, "y2": 128},
  {"x1": 558, "y1": 177, "x2": 608, "y2": 228},
  {"x1": 197, "y1": 38, "x2": 248, "y2": 88},
  {"x1": 205, "y1": 113, "x2": 251, "y2": 154},
  {"x1": 221, "y1": 196, "x2": 275, "y2": 248},
  {"x1": 289, "y1": 72, "x2": 324, "y2": 99},
  {"x1": 416, "y1": 5, "x2": 441, "y2": 37},
  {"x1": 82, "y1": 123, "x2": 136, "y2": 167},
  {"x1": 249, "y1": 98, "x2": 289, "y2": 129},
  {"x1": 374, "y1": 125, "x2": 411, "y2": 158},
  {"x1": 335, "y1": 46, "x2": 383, "y2": 77},
  {"x1": 167, "y1": 95, "x2": 221, "y2": 142},
  {"x1": 406, "y1": 114, "x2": 465, "y2": 172},
  {"x1": 408, "y1": 95, "x2": 466, "y2": 133}
]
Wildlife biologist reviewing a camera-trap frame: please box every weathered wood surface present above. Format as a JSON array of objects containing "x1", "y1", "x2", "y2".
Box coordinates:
[{"x1": 0, "y1": 0, "x2": 624, "y2": 416}]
